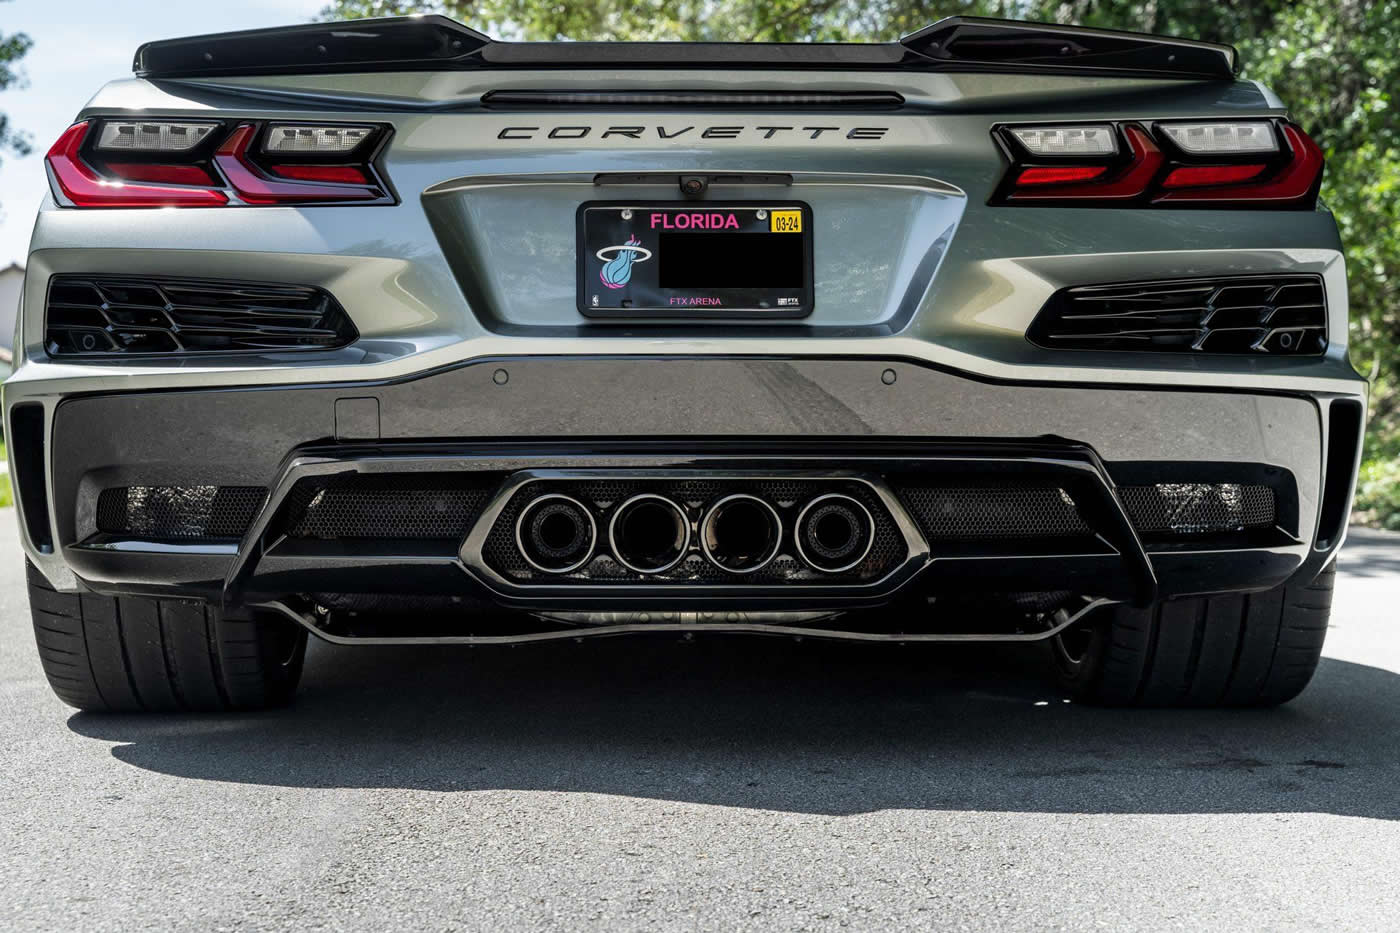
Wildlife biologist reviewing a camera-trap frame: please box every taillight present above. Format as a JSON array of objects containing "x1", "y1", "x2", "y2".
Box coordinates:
[
  {"x1": 991, "y1": 119, "x2": 1323, "y2": 208},
  {"x1": 213, "y1": 124, "x2": 385, "y2": 204},
  {"x1": 47, "y1": 122, "x2": 228, "y2": 208},
  {"x1": 44, "y1": 119, "x2": 393, "y2": 208}
]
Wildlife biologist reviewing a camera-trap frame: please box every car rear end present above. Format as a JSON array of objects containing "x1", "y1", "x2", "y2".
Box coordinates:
[{"x1": 6, "y1": 16, "x2": 1366, "y2": 710}]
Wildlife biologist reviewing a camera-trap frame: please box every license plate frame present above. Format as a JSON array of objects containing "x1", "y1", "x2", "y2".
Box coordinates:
[{"x1": 576, "y1": 201, "x2": 814, "y2": 319}]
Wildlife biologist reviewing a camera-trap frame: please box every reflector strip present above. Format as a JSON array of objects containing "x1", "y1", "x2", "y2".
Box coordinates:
[
  {"x1": 104, "y1": 162, "x2": 217, "y2": 186},
  {"x1": 268, "y1": 164, "x2": 371, "y2": 184},
  {"x1": 1015, "y1": 165, "x2": 1108, "y2": 186},
  {"x1": 1161, "y1": 164, "x2": 1267, "y2": 188}
]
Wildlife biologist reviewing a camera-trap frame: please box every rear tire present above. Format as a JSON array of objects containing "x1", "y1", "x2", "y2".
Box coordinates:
[
  {"x1": 1045, "y1": 565, "x2": 1334, "y2": 707},
  {"x1": 27, "y1": 562, "x2": 307, "y2": 712}
]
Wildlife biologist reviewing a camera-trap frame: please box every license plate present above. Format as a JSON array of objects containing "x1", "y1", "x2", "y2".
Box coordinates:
[{"x1": 578, "y1": 202, "x2": 814, "y2": 318}]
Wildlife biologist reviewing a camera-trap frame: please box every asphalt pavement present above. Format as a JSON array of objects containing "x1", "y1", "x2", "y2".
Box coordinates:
[{"x1": 3, "y1": 507, "x2": 1399, "y2": 932}]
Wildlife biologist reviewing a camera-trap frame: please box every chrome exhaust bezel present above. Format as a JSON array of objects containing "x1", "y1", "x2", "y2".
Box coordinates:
[
  {"x1": 514, "y1": 493, "x2": 597, "y2": 575},
  {"x1": 795, "y1": 492, "x2": 875, "y2": 574},
  {"x1": 700, "y1": 493, "x2": 783, "y2": 575},
  {"x1": 608, "y1": 493, "x2": 692, "y2": 575}
]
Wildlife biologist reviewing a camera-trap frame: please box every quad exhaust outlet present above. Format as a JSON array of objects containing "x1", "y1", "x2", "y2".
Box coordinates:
[
  {"x1": 795, "y1": 493, "x2": 875, "y2": 573},
  {"x1": 515, "y1": 494, "x2": 596, "y2": 573},
  {"x1": 513, "y1": 486, "x2": 882, "y2": 577},
  {"x1": 700, "y1": 494, "x2": 782, "y2": 574},
  {"x1": 609, "y1": 494, "x2": 691, "y2": 574}
]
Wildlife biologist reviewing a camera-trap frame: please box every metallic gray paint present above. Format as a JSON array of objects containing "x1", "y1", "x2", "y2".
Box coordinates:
[{"x1": 4, "y1": 67, "x2": 1367, "y2": 597}]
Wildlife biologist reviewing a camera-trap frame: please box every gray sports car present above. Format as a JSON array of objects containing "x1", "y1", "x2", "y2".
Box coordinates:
[{"x1": 5, "y1": 15, "x2": 1365, "y2": 711}]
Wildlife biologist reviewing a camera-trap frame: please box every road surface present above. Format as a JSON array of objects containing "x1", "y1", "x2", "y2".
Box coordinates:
[{"x1": 3, "y1": 508, "x2": 1398, "y2": 931}]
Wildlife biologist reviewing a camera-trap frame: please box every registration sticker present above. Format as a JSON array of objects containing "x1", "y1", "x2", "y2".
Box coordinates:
[{"x1": 769, "y1": 210, "x2": 803, "y2": 233}]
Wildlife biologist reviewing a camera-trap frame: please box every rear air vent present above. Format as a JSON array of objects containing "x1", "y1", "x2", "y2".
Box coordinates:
[
  {"x1": 1119, "y1": 483, "x2": 1275, "y2": 537},
  {"x1": 96, "y1": 485, "x2": 267, "y2": 539},
  {"x1": 45, "y1": 275, "x2": 357, "y2": 357},
  {"x1": 1028, "y1": 275, "x2": 1326, "y2": 355},
  {"x1": 896, "y1": 485, "x2": 1093, "y2": 540},
  {"x1": 280, "y1": 473, "x2": 498, "y2": 541},
  {"x1": 1316, "y1": 400, "x2": 1363, "y2": 550},
  {"x1": 481, "y1": 90, "x2": 905, "y2": 109},
  {"x1": 894, "y1": 481, "x2": 1277, "y2": 542},
  {"x1": 10, "y1": 403, "x2": 53, "y2": 552}
]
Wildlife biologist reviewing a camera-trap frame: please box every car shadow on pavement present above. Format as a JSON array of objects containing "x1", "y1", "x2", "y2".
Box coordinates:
[{"x1": 68, "y1": 632, "x2": 1400, "y2": 819}]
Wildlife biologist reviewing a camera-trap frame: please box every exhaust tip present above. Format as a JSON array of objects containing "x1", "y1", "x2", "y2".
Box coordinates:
[
  {"x1": 515, "y1": 494, "x2": 596, "y2": 574},
  {"x1": 701, "y1": 494, "x2": 782, "y2": 574},
  {"x1": 609, "y1": 494, "x2": 690, "y2": 574},
  {"x1": 795, "y1": 493, "x2": 874, "y2": 573}
]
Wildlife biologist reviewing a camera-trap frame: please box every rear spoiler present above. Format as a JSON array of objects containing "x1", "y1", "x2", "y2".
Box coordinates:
[{"x1": 133, "y1": 15, "x2": 1238, "y2": 82}]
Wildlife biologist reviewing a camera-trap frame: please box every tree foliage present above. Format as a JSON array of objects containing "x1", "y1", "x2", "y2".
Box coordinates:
[
  {"x1": 322, "y1": 0, "x2": 1400, "y2": 518},
  {"x1": 0, "y1": 0, "x2": 34, "y2": 173}
]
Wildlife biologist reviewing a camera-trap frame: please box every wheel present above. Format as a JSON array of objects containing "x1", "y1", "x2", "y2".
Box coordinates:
[
  {"x1": 26, "y1": 562, "x2": 307, "y2": 712},
  {"x1": 1045, "y1": 565, "x2": 1334, "y2": 707}
]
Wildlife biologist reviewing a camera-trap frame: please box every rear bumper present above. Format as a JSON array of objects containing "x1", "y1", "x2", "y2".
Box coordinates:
[{"x1": 6, "y1": 354, "x2": 1365, "y2": 609}]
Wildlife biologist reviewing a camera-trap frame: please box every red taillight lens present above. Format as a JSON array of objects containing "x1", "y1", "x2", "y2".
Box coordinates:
[
  {"x1": 1160, "y1": 164, "x2": 1267, "y2": 188},
  {"x1": 993, "y1": 119, "x2": 1323, "y2": 208},
  {"x1": 266, "y1": 164, "x2": 371, "y2": 184},
  {"x1": 103, "y1": 162, "x2": 218, "y2": 186},
  {"x1": 1015, "y1": 165, "x2": 1107, "y2": 186},
  {"x1": 46, "y1": 122, "x2": 228, "y2": 208},
  {"x1": 45, "y1": 119, "x2": 392, "y2": 208}
]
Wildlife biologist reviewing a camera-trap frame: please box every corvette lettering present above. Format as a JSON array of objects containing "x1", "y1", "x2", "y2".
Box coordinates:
[{"x1": 497, "y1": 125, "x2": 889, "y2": 141}]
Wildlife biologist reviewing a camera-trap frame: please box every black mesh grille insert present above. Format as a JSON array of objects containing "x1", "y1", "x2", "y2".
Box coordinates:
[
  {"x1": 1119, "y1": 483, "x2": 1276, "y2": 536},
  {"x1": 281, "y1": 473, "x2": 497, "y2": 540},
  {"x1": 896, "y1": 485, "x2": 1092, "y2": 540},
  {"x1": 96, "y1": 485, "x2": 267, "y2": 539},
  {"x1": 895, "y1": 481, "x2": 1277, "y2": 542},
  {"x1": 45, "y1": 275, "x2": 357, "y2": 356},
  {"x1": 1029, "y1": 275, "x2": 1326, "y2": 355}
]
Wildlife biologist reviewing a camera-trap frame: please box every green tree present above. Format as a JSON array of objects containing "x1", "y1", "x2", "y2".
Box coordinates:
[
  {"x1": 321, "y1": 0, "x2": 1400, "y2": 521},
  {"x1": 0, "y1": 0, "x2": 33, "y2": 180},
  {"x1": 320, "y1": 0, "x2": 1005, "y2": 41}
]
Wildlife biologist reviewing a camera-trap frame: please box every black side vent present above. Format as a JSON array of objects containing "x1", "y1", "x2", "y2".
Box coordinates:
[
  {"x1": 1316, "y1": 400, "x2": 1364, "y2": 550},
  {"x1": 1119, "y1": 483, "x2": 1275, "y2": 537},
  {"x1": 280, "y1": 473, "x2": 498, "y2": 541},
  {"x1": 96, "y1": 486, "x2": 268, "y2": 540},
  {"x1": 45, "y1": 276, "x2": 358, "y2": 357},
  {"x1": 481, "y1": 90, "x2": 905, "y2": 109},
  {"x1": 1028, "y1": 275, "x2": 1326, "y2": 355},
  {"x1": 9, "y1": 403, "x2": 52, "y2": 552},
  {"x1": 894, "y1": 481, "x2": 1277, "y2": 543},
  {"x1": 896, "y1": 485, "x2": 1092, "y2": 540}
]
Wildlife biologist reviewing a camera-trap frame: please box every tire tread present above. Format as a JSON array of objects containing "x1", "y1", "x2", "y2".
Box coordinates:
[
  {"x1": 25, "y1": 562, "x2": 305, "y2": 713},
  {"x1": 1055, "y1": 565, "x2": 1334, "y2": 708}
]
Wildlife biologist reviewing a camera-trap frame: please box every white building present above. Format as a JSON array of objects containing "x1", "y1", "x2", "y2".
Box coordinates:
[{"x1": 0, "y1": 261, "x2": 21, "y2": 356}]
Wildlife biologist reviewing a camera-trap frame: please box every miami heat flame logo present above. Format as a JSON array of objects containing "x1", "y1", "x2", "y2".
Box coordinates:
[{"x1": 596, "y1": 235, "x2": 652, "y2": 289}]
